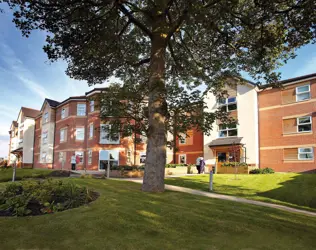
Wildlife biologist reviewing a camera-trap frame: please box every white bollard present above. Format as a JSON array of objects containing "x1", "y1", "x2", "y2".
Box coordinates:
[{"x1": 209, "y1": 169, "x2": 213, "y2": 191}]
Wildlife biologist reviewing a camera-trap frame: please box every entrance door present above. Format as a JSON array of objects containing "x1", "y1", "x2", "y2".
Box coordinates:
[{"x1": 217, "y1": 152, "x2": 227, "y2": 162}]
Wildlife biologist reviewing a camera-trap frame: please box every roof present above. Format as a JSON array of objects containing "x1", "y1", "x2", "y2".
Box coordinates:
[
  {"x1": 259, "y1": 73, "x2": 316, "y2": 89},
  {"x1": 46, "y1": 99, "x2": 60, "y2": 107},
  {"x1": 12, "y1": 121, "x2": 18, "y2": 127},
  {"x1": 21, "y1": 107, "x2": 41, "y2": 118},
  {"x1": 208, "y1": 137, "x2": 243, "y2": 147},
  {"x1": 85, "y1": 87, "x2": 108, "y2": 97},
  {"x1": 57, "y1": 95, "x2": 86, "y2": 107}
]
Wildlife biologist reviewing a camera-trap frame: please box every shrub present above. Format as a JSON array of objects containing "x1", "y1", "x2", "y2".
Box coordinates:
[
  {"x1": 249, "y1": 168, "x2": 275, "y2": 174},
  {"x1": 165, "y1": 163, "x2": 189, "y2": 168},
  {"x1": 0, "y1": 179, "x2": 97, "y2": 217}
]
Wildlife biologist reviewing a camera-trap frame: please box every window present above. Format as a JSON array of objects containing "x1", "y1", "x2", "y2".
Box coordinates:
[
  {"x1": 75, "y1": 151, "x2": 84, "y2": 164},
  {"x1": 179, "y1": 134, "x2": 186, "y2": 144},
  {"x1": 296, "y1": 84, "x2": 310, "y2": 102},
  {"x1": 60, "y1": 129, "x2": 66, "y2": 142},
  {"x1": 218, "y1": 97, "x2": 237, "y2": 112},
  {"x1": 100, "y1": 124, "x2": 120, "y2": 144},
  {"x1": 99, "y1": 150, "x2": 119, "y2": 169},
  {"x1": 61, "y1": 108, "x2": 67, "y2": 119},
  {"x1": 218, "y1": 123, "x2": 238, "y2": 137},
  {"x1": 298, "y1": 147, "x2": 313, "y2": 160},
  {"x1": 89, "y1": 124, "x2": 94, "y2": 139},
  {"x1": 88, "y1": 150, "x2": 92, "y2": 164},
  {"x1": 140, "y1": 152, "x2": 146, "y2": 164},
  {"x1": 297, "y1": 116, "x2": 312, "y2": 132},
  {"x1": 59, "y1": 152, "x2": 64, "y2": 162},
  {"x1": 90, "y1": 101, "x2": 95, "y2": 112},
  {"x1": 41, "y1": 152, "x2": 47, "y2": 163},
  {"x1": 43, "y1": 112, "x2": 49, "y2": 123},
  {"x1": 126, "y1": 150, "x2": 131, "y2": 163},
  {"x1": 76, "y1": 128, "x2": 85, "y2": 141},
  {"x1": 77, "y1": 104, "x2": 86, "y2": 116},
  {"x1": 42, "y1": 131, "x2": 48, "y2": 144},
  {"x1": 179, "y1": 154, "x2": 186, "y2": 164}
]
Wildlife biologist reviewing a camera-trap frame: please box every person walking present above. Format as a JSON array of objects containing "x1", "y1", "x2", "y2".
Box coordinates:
[
  {"x1": 71, "y1": 153, "x2": 76, "y2": 170},
  {"x1": 196, "y1": 156, "x2": 201, "y2": 174},
  {"x1": 200, "y1": 157, "x2": 206, "y2": 174}
]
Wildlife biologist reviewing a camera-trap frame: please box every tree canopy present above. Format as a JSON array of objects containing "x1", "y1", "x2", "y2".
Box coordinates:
[{"x1": 4, "y1": 0, "x2": 316, "y2": 191}]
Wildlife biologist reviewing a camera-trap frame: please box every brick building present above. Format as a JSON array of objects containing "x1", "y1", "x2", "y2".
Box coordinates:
[
  {"x1": 258, "y1": 73, "x2": 316, "y2": 173},
  {"x1": 7, "y1": 73, "x2": 316, "y2": 173}
]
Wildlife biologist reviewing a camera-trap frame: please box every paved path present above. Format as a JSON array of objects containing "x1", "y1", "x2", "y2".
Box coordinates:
[{"x1": 123, "y1": 179, "x2": 316, "y2": 217}]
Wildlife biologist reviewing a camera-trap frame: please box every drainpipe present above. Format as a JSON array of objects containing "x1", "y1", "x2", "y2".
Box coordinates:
[
  {"x1": 32, "y1": 119, "x2": 36, "y2": 169},
  {"x1": 242, "y1": 145, "x2": 247, "y2": 163},
  {"x1": 52, "y1": 108, "x2": 57, "y2": 169}
]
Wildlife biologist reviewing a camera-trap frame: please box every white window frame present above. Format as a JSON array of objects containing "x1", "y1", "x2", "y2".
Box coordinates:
[
  {"x1": 58, "y1": 152, "x2": 64, "y2": 162},
  {"x1": 126, "y1": 150, "x2": 132, "y2": 163},
  {"x1": 89, "y1": 124, "x2": 94, "y2": 139},
  {"x1": 218, "y1": 124, "x2": 238, "y2": 138},
  {"x1": 99, "y1": 124, "x2": 120, "y2": 144},
  {"x1": 296, "y1": 84, "x2": 310, "y2": 102},
  {"x1": 98, "y1": 150, "x2": 119, "y2": 170},
  {"x1": 298, "y1": 147, "x2": 314, "y2": 160},
  {"x1": 297, "y1": 116, "x2": 312, "y2": 133},
  {"x1": 179, "y1": 154, "x2": 187, "y2": 164},
  {"x1": 77, "y1": 103, "x2": 86, "y2": 116},
  {"x1": 61, "y1": 108, "x2": 67, "y2": 119},
  {"x1": 43, "y1": 112, "x2": 49, "y2": 123},
  {"x1": 41, "y1": 152, "x2": 47, "y2": 163},
  {"x1": 75, "y1": 127, "x2": 85, "y2": 141},
  {"x1": 179, "y1": 134, "x2": 186, "y2": 144},
  {"x1": 42, "y1": 131, "x2": 48, "y2": 144},
  {"x1": 60, "y1": 129, "x2": 66, "y2": 142},
  {"x1": 88, "y1": 150, "x2": 92, "y2": 164},
  {"x1": 217, "y1": 97, "x2": 237, "y2": 112},
  {"x1": 75, "y1": 151, "x2": 84, "y2": 164},
  {"x1": 90, "y1": 101, "x2": 95, "y2": 112}
]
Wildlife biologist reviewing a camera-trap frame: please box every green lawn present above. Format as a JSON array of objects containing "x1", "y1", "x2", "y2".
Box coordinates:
[
  {"x1": 0, "y1": 168, "x2": 55, "y2": 182},
  {"x1": 165, "y1": 173, "x2": 316, "y2": 211},
  {"x1": 0, "y1": 179, "x2": 316, "y2": 250}
]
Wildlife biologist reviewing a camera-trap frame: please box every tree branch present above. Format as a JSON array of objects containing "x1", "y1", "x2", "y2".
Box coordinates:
[{"x1": 132, "y1": 58, "x2": 151, "y2": 67}]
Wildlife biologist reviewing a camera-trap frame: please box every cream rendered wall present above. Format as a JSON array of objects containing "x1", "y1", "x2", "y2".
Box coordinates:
[
  {"x1": 237, "y1": 85, "x2": 259, "y2": 165},
  {"x1": 40, "y1": 104, "x2": 55, "y2": 164},
  {"x1": 203, "y1": 82, "x2": 259, "y2": 166},
  {"x1": 22, "y1": 117, "x2": 35, "y2": 164}
]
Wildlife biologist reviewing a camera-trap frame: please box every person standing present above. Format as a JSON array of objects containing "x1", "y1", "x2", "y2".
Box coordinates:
[
  {"x1": 200, "y1": 157, "x2": 206, "y2": 174},
  {"x1": 71, "y1": 153, "x2": 76, "y2": 170},
  {"x1": 196, "y1": 156, "x2": 201, "y2": 174}
]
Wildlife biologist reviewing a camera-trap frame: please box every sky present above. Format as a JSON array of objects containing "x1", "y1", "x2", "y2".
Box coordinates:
[{"x1": 0, "y1": 5, "x2": 316, "y2": 158}]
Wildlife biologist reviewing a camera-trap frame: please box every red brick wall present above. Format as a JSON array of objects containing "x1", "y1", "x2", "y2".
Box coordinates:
[
  {"x1": 33, "y1": 116, "x2": 42, "y2": 169},
  {"x1": 175, "y1": 128, "x2": 204, "y2": 164},
  {"x1": 259, "y1": 78, "x2": 316, "y2": 172}
]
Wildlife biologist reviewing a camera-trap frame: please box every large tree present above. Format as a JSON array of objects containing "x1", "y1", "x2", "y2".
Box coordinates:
[{"x1": 5, "y1": 0, "x2": 316, "y2": 192}]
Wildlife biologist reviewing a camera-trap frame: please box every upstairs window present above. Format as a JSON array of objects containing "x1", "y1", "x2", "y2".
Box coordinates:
[
  {"x1": 60, "y1": 128, "x2": 67, "y2": 142},
  {"x1": 76, "y1": 128, "x2": 85, "y2": 141},
  {"x1": 90, "y1": 101, "x2": 95, "y2": 112},
  {"x1": 100, "y1": 124, "x2": 120, "y2": 144},
  {"x1": 88, "y1": 150, "x2": 92, "y2": 164},
  {"x1": 179, "y1": 134, "x2": 186, "y2": 144},
  {"x1": 42, "y1": 131, "x2": 48, "y2": 144},
  {"x1": 43, "y1": 112, "x2": 49, "y2": 123},
  {"x1": 298, "y1": 147, "x2": 313, "y2": 160},
  {"x1": 218, "y1": 123, "x2": 237, "y2": 137},
  {"x1": 61, "y1": 108, "x2": 67, "y2": 119},
  {"x1": 296, "y1": 84, "x2": 310, "y2": 102},
  {"x1": 89, "y1": 124, "x2": 94, "y2": 139},
  {"x1": 218, "y1": 97, "x2": 237, "y2": 112},
  {"x1": 77, "y1": 104, "x2": 86, "y2": 116},
  {"x1": 297, "y1": 116, "x2": 312, "y2": 132}
]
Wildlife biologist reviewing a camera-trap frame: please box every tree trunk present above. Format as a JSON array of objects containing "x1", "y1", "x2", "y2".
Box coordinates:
[{"x1": 142, "y1": 18, "x2": 168, "y2": 192}]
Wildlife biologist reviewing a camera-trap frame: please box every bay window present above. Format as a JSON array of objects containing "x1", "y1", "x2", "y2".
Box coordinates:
[
  {"x1": 76, "y1": 127, "x2": 85, "y2": 141},
  {"x1": 77, "y1": 104, "x2": 86, "y2": 116},
  {"x1": 100, "y1": 124, "x2": 119, "y2": 144}
]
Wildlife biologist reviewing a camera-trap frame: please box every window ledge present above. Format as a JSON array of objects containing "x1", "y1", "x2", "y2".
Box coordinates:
[
  {"x1": 283, "y1": 160, "x2": 314, "y2": 163},
  {"x1": 283, "y1": 132, "x2": 312, "y2": 136}
]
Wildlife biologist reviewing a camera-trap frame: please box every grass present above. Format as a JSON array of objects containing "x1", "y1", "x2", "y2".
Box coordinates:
[
  {"x1": 164, "y1": 173, "x2": 316, "y2": 212},
  {"x1": 0, "y1": 168, "x2": 55, "y2": 182},
  {"x1": 0, "y1": 178, "x2": 316, "y2": 250}
]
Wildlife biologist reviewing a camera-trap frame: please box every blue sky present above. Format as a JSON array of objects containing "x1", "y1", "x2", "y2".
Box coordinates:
[{"x1": 0, "y1": 5, "x2": 316, "y2": 158}]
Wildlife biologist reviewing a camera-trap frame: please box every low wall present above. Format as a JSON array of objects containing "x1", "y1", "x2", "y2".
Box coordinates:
[{"x1": 210, "y1": 165, "x2": 257, "y2": 174}]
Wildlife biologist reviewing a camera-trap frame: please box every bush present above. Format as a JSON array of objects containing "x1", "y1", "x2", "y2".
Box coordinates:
[
  {"x1": 0, "y1": 179, "x2": 98, "y2": 217},
  {"x1": 222, "y1": 162, "x2": 248, "y2": 167},
  {"x1": 110, "y1": 165, "x2": 145, "y2": 171},
  {"x1": 165, "y1": 164, "x2": 189, "y2": 168},
  {"x1": 249, "y1": 168, "x2": 275, "y2": 174}
]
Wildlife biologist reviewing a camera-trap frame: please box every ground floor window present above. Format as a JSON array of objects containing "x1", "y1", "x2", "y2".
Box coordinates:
[
  {"x1": 179, "y1": 154, "x2": 186, "y2": 164},
  {"x1": 298, "y1": 147, "x2": 313, "y2": 160},
  {"x1": 140, "y1": 152, "x2": 146, "y2": 164},
  {"x1": 41, "y1": 152, "x2": 47, "y2": 163},
  {"x1": 99, "y1": 150, "x2": 119, "y2": 170},
  {"x1": 88, "y1": 150, "x2": 92, "y2": 164},
  {"x1": 58, "y1": 152, "x2": 64, "y2": 162},
  {"x1": 75, "y1": 151, "x2": 84, "y2": 164},
  {"x1": 126, "y1": 150, "x2": 132, "y2": 164}
]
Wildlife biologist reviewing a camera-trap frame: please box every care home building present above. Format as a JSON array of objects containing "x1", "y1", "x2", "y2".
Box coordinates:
[
  {"x1": 7, "y1": 73, "x2": 316, "y2": 173},
  {"x1": 258, "y1": 73, "x2": 316, "y2": 173}
]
